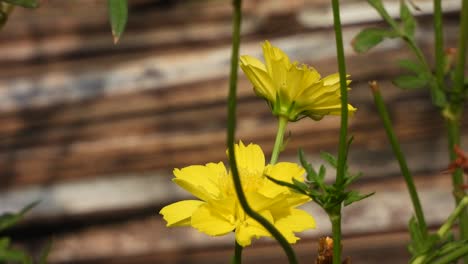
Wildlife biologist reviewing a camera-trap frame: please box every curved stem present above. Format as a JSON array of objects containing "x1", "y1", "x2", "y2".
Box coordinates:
[
  {"x1": 226, "y1": 0, "x2": 298, "y2": 263},
  {"x1": 370, "y1": 82, "x2": 428, "y2": 238},
  {"x1": 270, "y1": 116, "x2": 288, "y2": 164}
]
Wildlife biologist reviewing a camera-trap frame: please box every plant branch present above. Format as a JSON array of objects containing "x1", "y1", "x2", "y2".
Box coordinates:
[
  {"x1": 370, "y1": 81, "x2": 428, "y2": 238},
  {"x1": 270, "y1": 116, "x2": 288, "y2": 164},
  {"x1": 226, "y1": 0, "x2": 298, "y2": 263}
]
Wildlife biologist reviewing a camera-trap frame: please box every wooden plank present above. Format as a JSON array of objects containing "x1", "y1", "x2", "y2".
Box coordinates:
[
  {"x1": 0, "y1": 1, "x2": 460, "y2": 77},
  {"x1": 43, "y1": 231, "x2": 412, "y2": 264},
  {"x1": 9, "y1": 173, "x2": 448, "y2": 264}
]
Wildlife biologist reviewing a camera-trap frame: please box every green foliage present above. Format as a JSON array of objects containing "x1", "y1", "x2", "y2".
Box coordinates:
[
  {"x1": 352, "y1": 28, "x2": 398, "y2": 53},
  {"x1": 1, "y1": 0, "x2": 38, "y2": 8},
  {"x1": 408, "y1": 216, "x2": 468, "y2": 264},
  {"x1": 393, "y1": 75, "x2": 428, "y2": 90},
  {"x1": 0, "y1": 201, "x2": 38, "y2": 232},
  {"x1": 266, "y1": 138, "x2": 373, "y2": 215},
  {"x1": 107, "y1": 0, "x2": 128, "y2": 44},
  {"x1": 0, "y1": 202, "x2": 50, "y2": 264},
  {"x1": 400, "y1": 1, "x2": 416, "y2": 38}
]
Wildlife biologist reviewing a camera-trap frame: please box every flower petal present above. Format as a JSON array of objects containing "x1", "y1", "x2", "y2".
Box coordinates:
[
  {"x1": 159, "y1": 200, "x2": 204, "y2": 227},
  {"x1": 234, "y1": 142, "x2": 265, "y2": 178},
  {"x1": 240, "y1": 55, "x2": 276, "y2": 102},
  {"x1": 260, "y1": 163, "x2": 305, "y2": 198},
  {"x1": 235, "y1": 211, "x2": 273, "y2": 247},
  {"x1": 191, "y1": 203, "x2": 236, "y2": 236},
  {"x1": 173, "y1": 163, "x2": 225, "y2": 201},
  {"x1": 275, "y1": 209, "x2": 316, "y2": 243}
]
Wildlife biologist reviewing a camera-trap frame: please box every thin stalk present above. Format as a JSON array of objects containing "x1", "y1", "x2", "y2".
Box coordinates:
[
  {"x1": 226, "y1": 0, "x2": 298, "y2": 263},
  {"x1": 432, "y1": 246, "x2": 468, "y2": 264},
  {"x1": 270, "y1": 116, "x2": 288, "y2": 164},
  {"x1": 452, "y1": 0, "x2": 468, "y2": 96},
  {"x1": 330, "y1": 211, "x2": 342, "y2": 264},
  {"x1": 331, "y1": 0, "x2": 348, "y2": 263},
  {"x1": 231, "y1": 241, "x2": 243, "y2": 264},
  {"x1": 446, "y1": 119, "x2": 468, "y2": 262},
  {"x1": 370, "y1": 81, "x2": 428, "y2": 237},
  {"x1": 445, "y1": 1, "x2": 468, "y2": 261},
  {"x1": 433, "y1": 0, "x2": 444, "y2": 91},
  {"x1": 437, "y1": 196, "x2": 468, "y2": 239},
  {"x1": 331, "y1": 0, "x2": 348, "y2": 187}
]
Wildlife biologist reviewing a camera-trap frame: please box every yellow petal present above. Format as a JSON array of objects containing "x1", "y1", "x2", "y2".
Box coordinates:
[
  {"x1": 234, "y1": 142, "x2": 265, "y2": 177},
  {"x1": 240, "y1": 55, "x2": 276, "y2": 102},
  {"x1": 260, "y1": 163, "x2": 305, "y2": 198},
  {"x1": 235, "y1": 210, "x2": 273, "y2": 247},
  {"x1": 159, "y1": 200, "x2": 204, "y2": 227},
  {"x1": 173, "y1": 164, "x2": 224, "y2": 201},
  {"x1": 191, "y1": 203, "x2": 236, "y2": 236},
  {"x1": 278, "y1": 208, "x2": 316, "y2": 231},
  {"x1": 275, "y1": 209, "x2": 316, "y2": 244},
  {"x1": 262, "y1": 41, "x2": 291, "y2": 95}
]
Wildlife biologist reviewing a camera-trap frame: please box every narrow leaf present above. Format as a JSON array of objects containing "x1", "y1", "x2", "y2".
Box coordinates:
[
  {"x1": 0, "y1": 201, "x2": 39, "y2": 232},
  {"x1": 393, "y1": 74, "x2": 428, "y2": 90},
  {"x1": 400, "y1": 1, "x2": 416, "y2": 38},
  {"x1": 343, "y1": 191, "x2": 374, "y2": 206},
  {"x1": 320, "y1": 152, "x2": 337, "y2": 168},
  {"x1": 107, "y1": 0, "x2": 128, "y2": 44},
  {"x1": 2, "y1": 0, "x2": 38, "y2": 8},
  {"x1": 265, "y1": 175, "x2": 308, "y2": 195},
  {"x1": 352, "y1": 28, "x2": 398, "y2": 53},
  {"x1": 398, "y1": 59, "x2": 424, "y2": 74}
]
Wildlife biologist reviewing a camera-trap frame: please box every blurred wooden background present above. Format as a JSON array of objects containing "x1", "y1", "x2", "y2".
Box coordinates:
[{"x1": 0, "y1": 0, "x2": 465, "y2": 263}]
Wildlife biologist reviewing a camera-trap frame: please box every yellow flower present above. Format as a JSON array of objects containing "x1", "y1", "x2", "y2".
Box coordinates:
[
  {"x1": 159, "y1": 142, "x2": 315, "y2": 247},
  {"x1": 240, "y1": 41, "x2": 356, "y2": 121}
]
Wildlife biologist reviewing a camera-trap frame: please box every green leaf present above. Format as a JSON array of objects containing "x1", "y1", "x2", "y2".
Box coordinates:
[
  {"x1": 2, "y1": 0, "x2": 38, "y2": 8},
  {"x1": 400, "y1": 1, "x2": 416, "y2": 38},
  {"x1": 298, "y1": 149, "x2": 318, "y2": 183},
  {"x1": 0, "y1": 201, "x2": 39, "y2": 232},
  {"x1": 429, "y1": 85, "x2": 447, "y2": 107},
  {"x1": 398, "y1": 59, "x2": 424, "y2": 74},
  {"x1": 343, "y1": 190, "x2": 374, "y2": 206},
  {"x1": 265, "y1": 175, "x2": 308, "y2": 195},
  {"x1": 318, "y1": 165, "x2": 326, "y2": 181},
  {"x1": 107, "y1": 0, "x2": 128, "y2": 44},
  {"x1": 367, "y1": 0, "x2": 399, "y2": 29},
  {"x1": 320, "y1": 152, "x2": 337, "y2": 168},
  {"x1": 393, "y1": 74, "x2": 428, "y2": 90},
  {"x1": 352, "y1": 28, "x2": 398, "y2": 53}
]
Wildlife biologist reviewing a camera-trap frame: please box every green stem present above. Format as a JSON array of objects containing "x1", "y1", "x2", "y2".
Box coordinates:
[
  {"x1": 331, "y1": 0, "x2": 348, "y2": 187},
  {"x1": 330, "y1": 211, "x2": 342, "y2": 264},
  {"x1": 330, "y1": 0, "x2": 348, "y2": 262},
  {"x1": 226, "y1": 0, "x2": 298, "y2": 263},
  {"x1": 446, "y1": 2, "x2": 468, "y2": 262},
  {"x1": 453, "y1": 0, "x2": 468, "y2": 97},
  {"x1": 437, "y1": 196, "x2": 468, "y2": 240},
  {"x1": 446, "y1": 119, "x2": 468, "y2": 262},
  {"x1": 231, "y1": 241, "x2": 243, "y2": 264},
  {"x1": 432, "y1": 245, "x2": 468, "y2": 264},
  {"x1": 370, "y1": 82, "x2": 428, "y2": 238},
  {"x1": 433, "y1": 0, "x2": 444, "y2": 91},
  {"x1": 270, "y1": 116, "x2": 288, "y2": 164}
]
